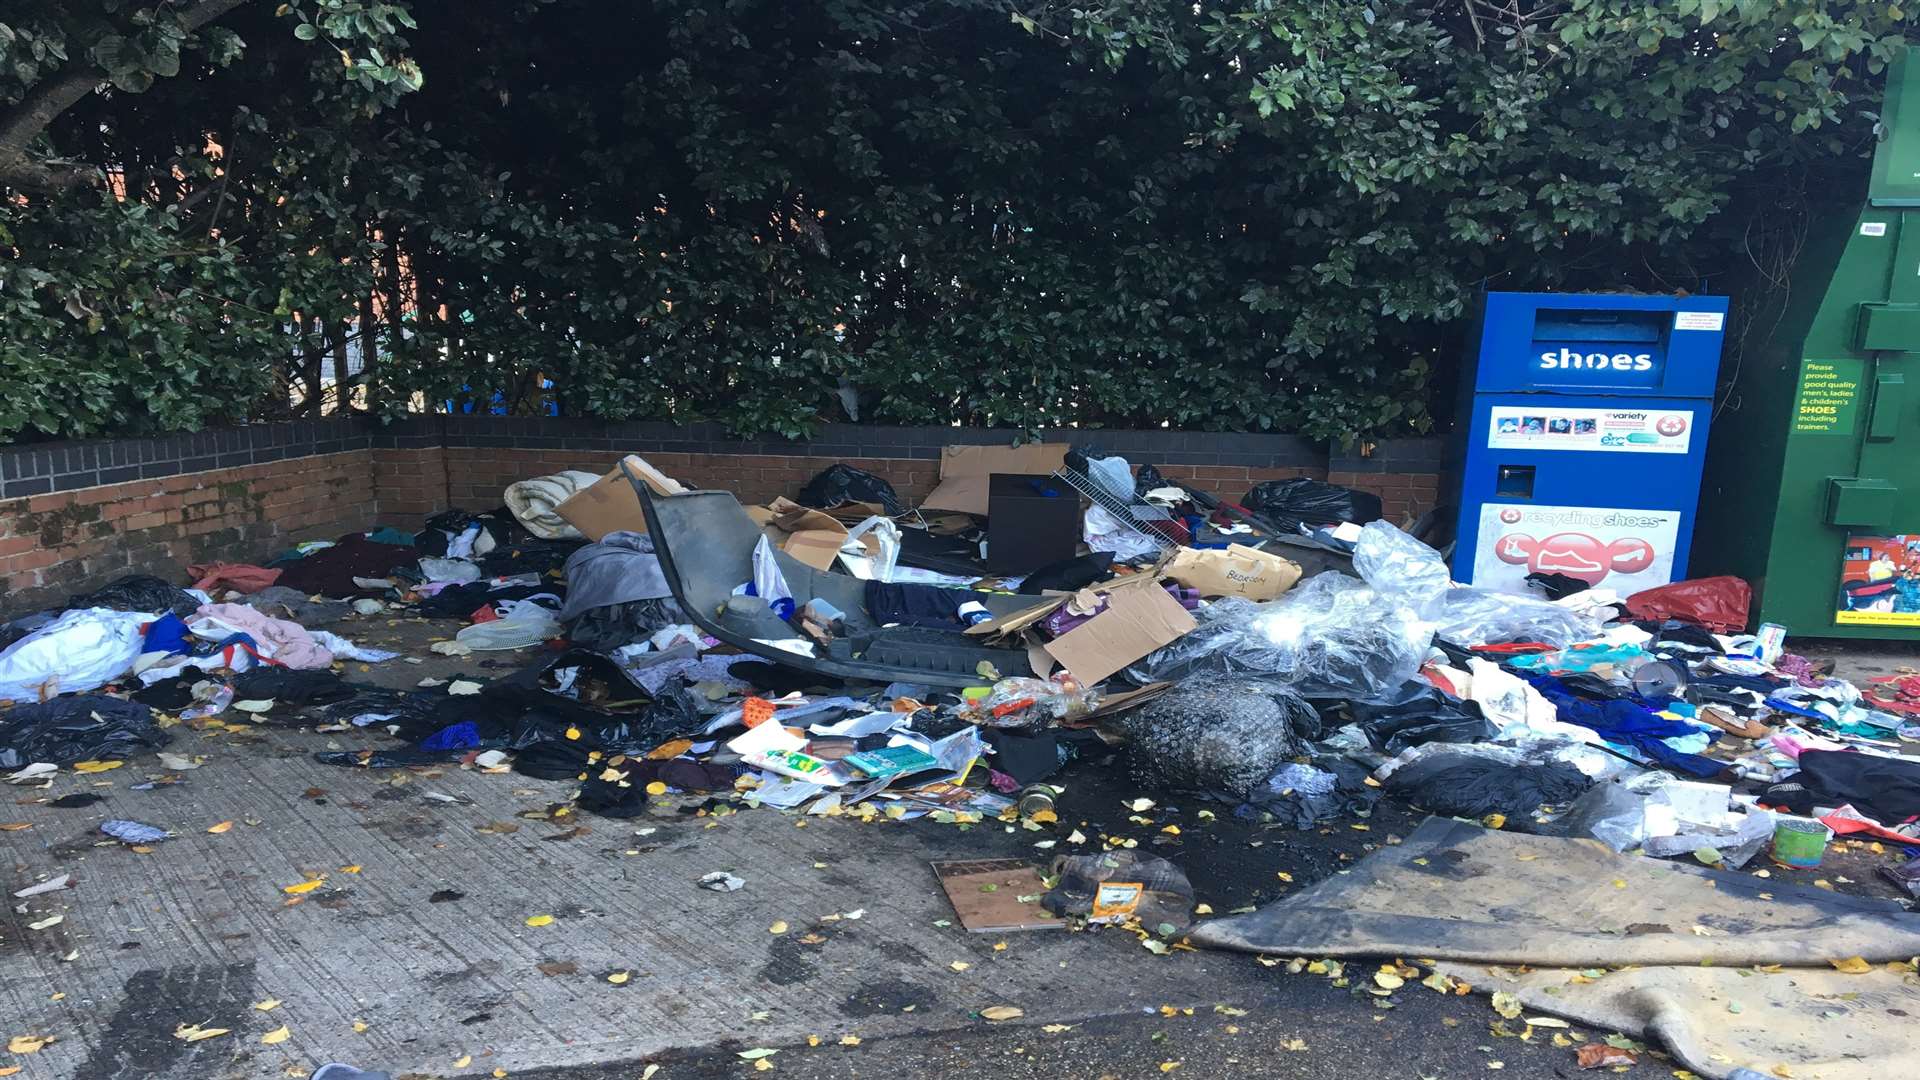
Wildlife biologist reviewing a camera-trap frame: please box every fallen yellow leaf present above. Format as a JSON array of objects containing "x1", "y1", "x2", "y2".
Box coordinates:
[
  {"x1": 1276, "y1": 871, "x2": 1294, "y2": 883},
  {"x1": 6, "y1": 1035, "x2": 50, "y2": 1054},
  {"x1": 950, "y1": 961, "x2": 971, "y2": 972},
  {"x1": 645, "y1": 781, "x2": 668, "y2": 795},
  {"x1": 282, "y1": 879, "x2": 325, "y2": 895},
  {"x1": 1374, "y1": 972, "x2": 1405, "y2": 990},
  {"x1": 839, "y1": 1035, "x2": 862, "y2": 1046},
  {"x1": 454, "y1": 1054, "x2": 472, "y2": 1067},
  {"x1": 1829, "y1": 956, "x2": 1873, "y2": 974},
  {"x1": 525, "y1": 914, "x2": 554, "y2": 927},
  {"x1": 73, "y1": 760, "x2": 124, "y2": 773},
  {"x1": 806, "y1": 1035, "x2": 821, "y2": 1047},
  {"x1": 607, "y1": 971, "x2": 631, "y2": 985},
  {"x1": 253, "y1": 999, "x2": 281, "y2": 1011},
  {"x1": 173, "y1": 1023, "x2": 230, "y2": 1042},
  {"x1": 352, "y1": 1021, "x2": 369, "y2": 1033},
  {"x1": 1160, "y1": 1062, "x2": 1181, "y2": 1073},
  {"x1": 0, "y1": 1066, "x2": 22, "y2": 1076},
  {"x1": 206, "y1": 821, "x2": 234, "y2": 834},
  {"x1": 261, "y1": 1026, "x2": 290, "y2": 1045},
  {"x1": 753, "y1": 1061, "x2": 771, "y2": 1073},
  {"x1": 339, "y1": 865, "x2": 362, "y2": 874},
  {"x1": 980, "y1": 1006, "x2": 1023, "y2": 1021},
  {"x1": 769, "y1": 920, "x2": 789, "y2": 934}
]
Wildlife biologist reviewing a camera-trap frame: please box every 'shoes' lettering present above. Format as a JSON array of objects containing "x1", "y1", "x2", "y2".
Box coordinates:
[{"x1": 1536, "y1": 348, "x2": 1653, "y2": 372}]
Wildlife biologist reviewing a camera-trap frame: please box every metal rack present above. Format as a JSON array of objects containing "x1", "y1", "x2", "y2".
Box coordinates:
[{"x1": 1049, "y1": 466, "x2": 1185, "y2": 551}]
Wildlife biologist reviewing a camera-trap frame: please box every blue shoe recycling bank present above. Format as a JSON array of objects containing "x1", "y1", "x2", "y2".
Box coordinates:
[{"x1": 1452, "y1": 292, "x2": 1729, "y2": 596}]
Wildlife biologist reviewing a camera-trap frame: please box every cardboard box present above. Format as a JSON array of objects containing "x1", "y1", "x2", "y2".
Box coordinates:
[
  {"x1": 962, "y1": 570, "x2": 1167, "y2": 640},
  {"x1": 746, "y1": 497, "x2": 879, "y2": 572},
  {"x1": 553, "y1": 455, "x2": 688, "y2": 540},
  {"x1": 1163, "y1": 543, "x2": 1303, "y2": 601},
  {"x1": 1041, "y1": 583, "x2": 1197, "y2": 687},
  {"x1": 919, "y1": 443, "x2": 1070, "y2": 517}
]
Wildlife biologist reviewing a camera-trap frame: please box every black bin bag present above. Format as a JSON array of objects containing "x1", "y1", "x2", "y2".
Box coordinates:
[
  {"x1": 797, "y1": 464, "x2": 905, "y2": 515},
  {"x1": 1242, "y1": 478, "x2": 1383, "y2": 533}
]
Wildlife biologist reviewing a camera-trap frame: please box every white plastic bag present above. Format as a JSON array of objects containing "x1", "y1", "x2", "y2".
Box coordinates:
[
  {"x1": 841, "y1": 516, "x2": 902, "y2": 582},
  {"x1": 751, "y1": 535, "x2": 794, "y2": 603},
  {"x1": 455, "y1": 606, "x2": 561, "y2": 651},
  {"x1": 0, "y1": 608, "x2": 150, "y2": 702}
]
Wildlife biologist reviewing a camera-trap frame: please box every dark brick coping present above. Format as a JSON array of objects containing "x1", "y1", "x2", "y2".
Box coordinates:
[{"x1": 0, "y1": 417, "x2": 1443, "y2": 496}]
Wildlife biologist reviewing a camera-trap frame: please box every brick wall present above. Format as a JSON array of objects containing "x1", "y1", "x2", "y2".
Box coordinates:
[
  {"x1": 422, "y1": 417, "x2": 1447, "y2": 523},
  {"x1": 0, "y1": 417, "x2": 1448, "y2": 618},
  {"x1": 437, "y1": 449, "x2": 1441, "y2": 523},
  {"x1": 0, "y1": 451, "x2": 377, "y2": 616}
]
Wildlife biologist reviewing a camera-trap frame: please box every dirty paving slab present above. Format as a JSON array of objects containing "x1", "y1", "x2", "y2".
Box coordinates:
[
  {"x1": 0, "y1": 619, "x2": 1283, "y2": 1080},
  {"x1": 1, "y1": 614, "x2": 1907, "y2": 1079}
]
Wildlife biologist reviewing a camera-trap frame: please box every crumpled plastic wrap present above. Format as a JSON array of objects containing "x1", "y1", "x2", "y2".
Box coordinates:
[
  {"x1": 1108, "y1": 677, "x2": 1320, "y2": 798},
  {"x1": 1127, "y1": 582, "x2": 1430, "y2": 699},
  {"x1": 1550, "y1": 778, "x2": 1653, "y2": 852},
  {"x1": 1353, "y1": 521, "x2": 1599, "y2": 648},
  {"x1": 1129, "y1": 523, "x2": 1596, "y2": 697},
  {"x1": 963, "y1": 675, "x2": 1096, "y2": 728},
  {"x1": 1043, "y1": 850, "x2": 1194, "y2": 932},
  {"x1": 1551, "y1": 772, "x2": 1776, "y2": 868},
  {"x1": 1643, "y1": 804, "x2": 1775, "y2": 868}
]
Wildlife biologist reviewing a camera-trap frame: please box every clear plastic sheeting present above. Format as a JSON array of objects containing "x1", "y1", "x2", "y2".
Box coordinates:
[
  {"x1": 1643, "y1": 804, "x2": 1775, "y2": 869},
  {"x1": 1127, "y1": 578, "x2": 1430, "y2": 699},
  {"x1": 1550, "y1": 778, "x2": 1653, "y2": 852},
  {"x1": 1129, "y1": 523, "x2": 1596, "y2": 697},
  {"x1": 960, "y1": 675, "x2": 1097, "y2": 729},
  {"x1": 1552, "y1": 773, "x2": 1775, "y2": 868},
  {"x1": 1353, "y1": 521, "x2": 1600, "y2": 648},
  {"x1": 1351, "y1": 519, "x2": 1452, "y2": 603}
]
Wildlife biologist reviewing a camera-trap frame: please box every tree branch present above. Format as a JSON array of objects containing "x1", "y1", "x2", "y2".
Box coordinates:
[{"x1": 0, "y1": 0, "x2": 256, "y2": 193}]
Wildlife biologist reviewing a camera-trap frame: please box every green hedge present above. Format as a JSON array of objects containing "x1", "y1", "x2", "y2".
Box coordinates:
[{"x1": 1, "y1": 1, "x2": 1910, "y2": 444}]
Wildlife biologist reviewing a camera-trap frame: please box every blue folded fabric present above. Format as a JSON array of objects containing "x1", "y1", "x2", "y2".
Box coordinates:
[{"x1": 1528, "y1": 675, "x2": 1724, "y2": 777}]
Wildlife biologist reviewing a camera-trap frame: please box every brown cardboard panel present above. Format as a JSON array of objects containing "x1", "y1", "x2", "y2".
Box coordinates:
[
  {"x1": 920, "y1": 444, "x2": 1070, "y2": 516},
  {"x1": 931, "y1": 859, "x2": 1064, "y2": 933},
  {"x1": 1042, "y1": 584, "x2": 1197, "y2": 686},
  {"x1": 554, "y1": 455, "x2": 688, "y2": 540}
]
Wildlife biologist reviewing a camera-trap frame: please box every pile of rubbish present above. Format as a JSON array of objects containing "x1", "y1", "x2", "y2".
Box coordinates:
[
  {"x1": 1, "y1": 446, "x2": 1916, "y2": 890},
  {"x1": 4, "y1": 442, "x2": 1920, "y2": 1078}
]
